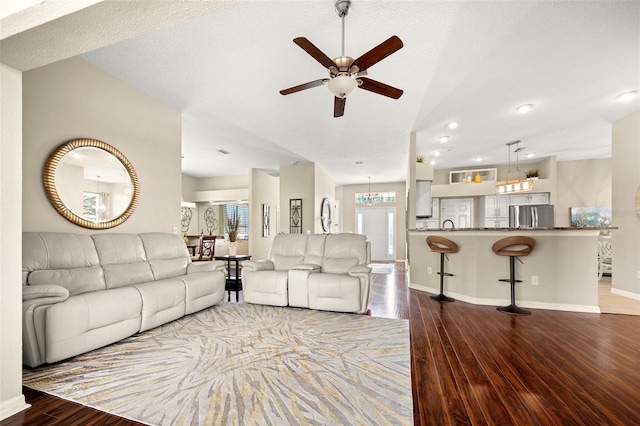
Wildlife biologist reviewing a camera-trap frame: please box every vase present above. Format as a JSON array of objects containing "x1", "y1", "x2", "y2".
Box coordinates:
[
  {"x1": 474, "y1": 173, "x2": 482, "y2": 183},
  {"x1": 228, "y1": 242, "x2": 237, "y2": 256}
]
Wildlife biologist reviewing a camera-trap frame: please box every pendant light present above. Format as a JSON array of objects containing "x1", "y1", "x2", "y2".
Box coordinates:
[
  {"x1": 364, "y1": 176, "x2": 375, "y2": 206},
  {"x1": 496, "y1": 140, "x2": 533, "y2": 194}
]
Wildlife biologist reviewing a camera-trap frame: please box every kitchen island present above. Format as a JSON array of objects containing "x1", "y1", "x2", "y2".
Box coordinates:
[{"x1": 408, "y1": 227, "x2": 611, "y2": 313}]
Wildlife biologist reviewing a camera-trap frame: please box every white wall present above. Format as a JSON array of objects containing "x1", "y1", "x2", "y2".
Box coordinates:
[
  {"x1": 249, "y1": 169, "x2": 279, "y2": 259},
  {"x1": 555, "y1": 159, "x2": 612, "y2": 227},
  {"x1": 22, "y1": 57, "x2": 182, "y2": 234},
  {"x1": 313, "y1": 164, "x2": 335, "y2": 234},
  {"x1": 280, "y1": 163, "x2": 315, "y2": 234},
  {"x1": 0, "y1": 64, "x2": 28, "y2": 420},
  {"x1": 612, "y1": 110, "x2": 640, "y2": 297}
]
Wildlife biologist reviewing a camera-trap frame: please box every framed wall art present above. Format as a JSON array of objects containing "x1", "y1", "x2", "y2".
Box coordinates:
[{"x1": 290, "y1": 199, "x2": 302, "y2": 233}]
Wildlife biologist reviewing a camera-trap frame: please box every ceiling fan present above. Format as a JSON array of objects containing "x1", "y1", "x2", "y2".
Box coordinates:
[{"x1": 279, "y1": 0, "x2": 404, "y2": 118}]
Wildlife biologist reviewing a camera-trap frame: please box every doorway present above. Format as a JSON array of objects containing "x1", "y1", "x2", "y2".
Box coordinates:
[{"x1": 355, "y1": 207, "x2": 396, "y2": 261}]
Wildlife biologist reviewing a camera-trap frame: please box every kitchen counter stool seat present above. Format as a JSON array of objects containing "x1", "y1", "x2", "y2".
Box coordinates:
[
  {"x1": 492, "y1": 236, "x2": 536, "y2": 316},
  {"x1": 426, "y1": 236, "x2": 459, "y2": 303}
]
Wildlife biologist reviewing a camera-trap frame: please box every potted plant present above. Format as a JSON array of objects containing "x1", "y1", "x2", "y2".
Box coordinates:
[
  {"x1": 226, "y1": 207, "x2": 240, "y2": 255},
  {"x1": 525, "y1": 168, "x2": 540, "y2": 179},
  {"x1": 416, "y1": 153, "x2": 425, "y2": 163}
]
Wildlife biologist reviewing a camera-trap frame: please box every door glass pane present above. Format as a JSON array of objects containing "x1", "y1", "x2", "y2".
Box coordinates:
[
  {"x1": 388, "y1": 212, "x2": 394, "y2": 255},
  {"x1": 357, "y1": 213, "x2": 363, "y2": 234}
]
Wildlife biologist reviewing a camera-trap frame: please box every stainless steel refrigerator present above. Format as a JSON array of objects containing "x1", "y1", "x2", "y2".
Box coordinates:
[{"x1": 509, "y1": 204, "x2": 555, "y2": 228}]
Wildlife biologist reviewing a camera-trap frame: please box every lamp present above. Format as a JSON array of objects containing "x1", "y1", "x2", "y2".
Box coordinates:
[
  {"x1": 364, "y1": 176, "x2": 375, "y2": 206},
  {"x1": 328, "y1": 75, "x2": 358, "y2": 98},
  {"x1": 496, "y1": 140, "x2": 533, "y2": 194}
]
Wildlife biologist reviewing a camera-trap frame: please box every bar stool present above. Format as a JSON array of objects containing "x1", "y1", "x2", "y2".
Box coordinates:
[
  {"x1": 426, "y1": 236, "x2": 459, "y2": 303},
  {"x1": 492, "y1": 236, "x2": 536, "y2": 316}
]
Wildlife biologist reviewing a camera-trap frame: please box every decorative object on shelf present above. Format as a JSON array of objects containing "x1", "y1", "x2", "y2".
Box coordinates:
[
  {"x1": 43, "y1": 138, "x2": 139, "y2": 229},
  {"x1": 496, "y1": 140, "x2": 533, "y2": 194},
  {"x1": 226, "y1": 206, "x2": 239, "y2": 242},
  {"x1": 262, "y1": 204, "x2": 270, "y2": 237},
  {"x1": 416, "y1": 153, "x2": 425, "y2": 163},
  {"x1": 320, "y1": 198, "x2": 332, "y2": 232},
  {"x1": 526, "y1": 168, "x2": 540, "y2": 179},
  {"x1": 474, "y1": 173, "x2": 482, "y2": 183},
  {"x1": 290, "y1": 199, "x2": 302, "y2": 233},
  {"x1": 363, "y1": 176, "x2": 375, "y2": 206}
]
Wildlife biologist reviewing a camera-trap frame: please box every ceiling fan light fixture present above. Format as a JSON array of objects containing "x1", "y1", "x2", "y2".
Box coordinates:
[{"x1": 328, "y1": 75, "x2": 358, "y2": 98}]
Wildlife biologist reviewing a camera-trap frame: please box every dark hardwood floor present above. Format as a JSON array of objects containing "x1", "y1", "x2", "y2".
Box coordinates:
[{"x1": 3, "y1": 263, "x2": 639, "y2": 425}]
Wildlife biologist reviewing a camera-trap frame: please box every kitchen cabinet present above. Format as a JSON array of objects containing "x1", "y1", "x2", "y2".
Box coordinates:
[
  {"x1": 509, "y1": 192, "x2": 549, "y2": 205},
  {"x1": 483, "y1": 195, "x2": 509, "y2": 218}
]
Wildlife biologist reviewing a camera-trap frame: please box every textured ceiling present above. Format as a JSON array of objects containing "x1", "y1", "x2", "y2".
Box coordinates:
[{"x1": 32, "y1": 1, "x2": 640, "y2": 185}]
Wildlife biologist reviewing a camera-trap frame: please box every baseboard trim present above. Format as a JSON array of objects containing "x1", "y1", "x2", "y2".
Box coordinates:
[
  {"x1": 409, "y1": 283, "x2": 601, "y2": 314},
  {"x1": 0, "y1": 395, "x2": 30, "y2": 421},
  {"x1": 611, "y1": 287, "x2": 640, "y2": 301}
]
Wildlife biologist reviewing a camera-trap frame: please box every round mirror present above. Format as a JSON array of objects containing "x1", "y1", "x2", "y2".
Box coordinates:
[
  {"x1": 320, "y1": 198, "x2": 332, "y2": 232},
  {"x1": 43, "y1": 138, "x2": 140, "y2": 229}
]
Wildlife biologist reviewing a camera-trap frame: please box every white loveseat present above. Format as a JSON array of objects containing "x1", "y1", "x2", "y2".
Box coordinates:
[
  {"x1": 242, "y1": 233, "x2": 372, "y2": 314},
  {"x1": 22, "y1": 232, "x2": 226, "y2": 367}
]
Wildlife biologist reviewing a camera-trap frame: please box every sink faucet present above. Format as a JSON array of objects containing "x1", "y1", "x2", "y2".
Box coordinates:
[{"x1": 442, "y1": 219, "x2": 455, "y2": 229}]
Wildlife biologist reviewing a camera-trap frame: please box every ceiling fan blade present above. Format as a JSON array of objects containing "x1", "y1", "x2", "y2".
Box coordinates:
[
  {"x1": 334, "y1": 97, "x2": 346, "y2": 118},
  {"x1": 293, "y1": 37, "x2": 336, "y2": 69},
  {"x1": 352, "y1": 35, "x2": 403, "y2": 72},
  {"x1": 280, "y1": 79, "x2": 327, "y2": 95},
  {"x1": 358, "y1": 77, "x2": 403, "y2": 99}
]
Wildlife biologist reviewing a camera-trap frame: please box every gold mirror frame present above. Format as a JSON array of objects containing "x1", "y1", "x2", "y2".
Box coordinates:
[{"x1": 43, "y1": 138, "x2": 140, "y2": 229}]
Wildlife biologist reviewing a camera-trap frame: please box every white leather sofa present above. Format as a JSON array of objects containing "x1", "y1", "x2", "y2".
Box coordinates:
[
  {"x1": 22, "y1": 232, "x2": 226, "y2": 367},
  {"x1": 242, "y1": 233, "x2": 372, "y2": 314}
]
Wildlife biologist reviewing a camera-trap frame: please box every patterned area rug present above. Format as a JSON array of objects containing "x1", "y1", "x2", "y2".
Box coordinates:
[{"x1": 23, "y1": 303, "x2": 412, "y2": 425}]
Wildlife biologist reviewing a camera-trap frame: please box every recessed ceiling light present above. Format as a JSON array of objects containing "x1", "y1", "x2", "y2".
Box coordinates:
[
  {"x1": 616, "y1": 91, "x2": 638, "y2": 102},
  {"x1": 429, "y1": 160, "x2": 436, "y2": 165},
  {"x1": 433, "y1": 151, "x2": 441, "y2": 157},
  {"x1": 447, "y1": 122, "x2": 458, "y2": 129},
  {"x1": 526, "y1": 153, "x2": 535, "y2": 158},
  {"x1": 473, "y1": 157, "x2": 483, "y2": 162},
  {"x1": 516, "y1": 104, "x2": 534, "y2": 113},
  {"x1": 439, "y1": 136, "x2": 450, "y2": 143}
]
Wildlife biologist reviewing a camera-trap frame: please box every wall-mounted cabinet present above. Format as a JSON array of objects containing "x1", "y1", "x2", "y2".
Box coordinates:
[
  {"x1": 479, "y1": 193, "x2": 550, "y2": 227},
  {"x1": 509, "y1": 192, "x2": 549, "y2": 205}
]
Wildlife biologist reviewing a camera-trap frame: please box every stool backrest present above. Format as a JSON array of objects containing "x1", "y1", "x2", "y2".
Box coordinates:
[
  {"x1": 492, "y1": 236, "x2": 536, "y2": 257},
  {"x1": 426, "y1": 236, "x2": 459, "y2": 254}
]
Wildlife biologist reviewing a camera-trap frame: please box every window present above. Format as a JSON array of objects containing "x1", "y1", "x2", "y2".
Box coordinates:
[
  {"x1": 83, "y1": 192, "x2": 98, "y2": 221},
  {"x1": 224, "y1": 204, "x2": 248, "y2": 239},
  {"x1": 354, "y1": 192, "x2": 396, "y2": 204}
]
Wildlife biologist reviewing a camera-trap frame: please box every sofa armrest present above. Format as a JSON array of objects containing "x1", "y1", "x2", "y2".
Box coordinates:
[
  {"x1": 187, "y1": 260, "x2": 226, "y2": 274},
  {"x1": 22, "y1": 284, "x2": 69, "y2": 302},
  {"x1": 242, "y1": 260, "x2": 275, "y2": 272},
  {"x1": 348, "y1": 265, "x2": 372, "y2": 277},
  {"x1": 293, "y1": 263, "x2": 321, "y2": 272}
]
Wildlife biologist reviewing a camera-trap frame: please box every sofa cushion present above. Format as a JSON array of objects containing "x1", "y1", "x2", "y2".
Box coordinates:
[
  {"x1": 270, "y1": 234, "x2": 308, "y2": 271},
  {"x1": 139, "y1": 233, "x2": 190, "y2": 279},
  {"x1": 133, "y1": 278, "x2": 186, "y2": 332},
  {"x1": 45, "y1": 286, "x2": 142, "y2": 364},
  {"x1": 304, "y1": 234, "x2": 327, "y2": 265},
  {"x1": 23, "y1": 232, "x2": 106, "y2": 295},
  {"x1": 322, "y1": 234, "x2": 368, "y2": 274},
  {"x1": 307, "y1": 273, "x2": 361, "y2": 313},
  {"x1": 92, "y1": 233, "x2": 154, "y2": 289},
  {"x1": 243, "y1": 270, "x2": 289, "y2": 306}
]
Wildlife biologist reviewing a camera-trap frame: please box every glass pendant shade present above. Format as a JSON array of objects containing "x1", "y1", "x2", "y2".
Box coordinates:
[{"x1": 328, "y1": 75, "x2": 358, "y2": 98}]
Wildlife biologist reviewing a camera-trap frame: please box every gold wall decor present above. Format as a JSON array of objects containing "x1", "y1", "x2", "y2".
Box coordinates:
[{"x1": 43, "y1": 138, "x2": 140, "y2": 229}]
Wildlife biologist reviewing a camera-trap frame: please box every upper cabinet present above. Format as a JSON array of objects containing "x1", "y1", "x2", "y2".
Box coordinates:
[{"x1": 509, "y1": 193, "x2": 549, "y2": 205}]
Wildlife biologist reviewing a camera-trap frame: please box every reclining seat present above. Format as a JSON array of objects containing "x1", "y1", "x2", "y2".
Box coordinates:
[
  {"x1": 22, "y1": 232, "x2": 142, "y2": 367},
  {"x1": 307, "y1": 234, "x2": 372, "y2": 314},
  {"x1": 242, "y1": 233, "x2": 309, "y2": 306}
]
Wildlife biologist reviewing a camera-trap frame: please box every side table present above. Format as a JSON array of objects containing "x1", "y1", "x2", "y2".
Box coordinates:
[{"x1": 214, "y1": 255, "x2": 251, "y2": 302}]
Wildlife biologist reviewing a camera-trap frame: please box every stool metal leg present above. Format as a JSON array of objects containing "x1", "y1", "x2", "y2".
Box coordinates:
[
  {"x1": 430, "y1": 253, "x2": 455, "y2": 303},
  {"x1": 497, "y1": 256, "x2": 531, "y2": 315}
]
